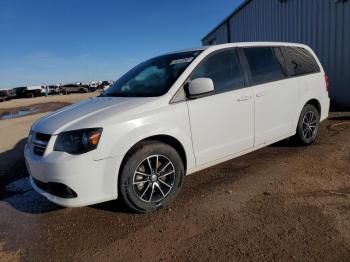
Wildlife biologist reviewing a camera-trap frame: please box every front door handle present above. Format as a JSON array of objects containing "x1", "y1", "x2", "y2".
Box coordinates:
[
  {"x1": 256, "y1": 91, "x2": 267, "y2": 98},
  {"x1": 237, "y1": 95, "x2": 252, "y2": 102}
]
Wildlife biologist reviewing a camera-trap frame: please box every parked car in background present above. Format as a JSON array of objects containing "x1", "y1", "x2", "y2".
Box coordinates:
[
  {"x1": 97, "y1": 80, "x2": 113, "y2": 91},
  {"x1": 0, "y1": 89, "x2": 16, "y2": 102},
  {"x1": 46, "y1": 85, "x2": 60, "y2": 95},
  {"x1": 60, "y1": 84, "x2": 89, "y2": 94},
  {"x1": 95, "y1": 81, "x2": 111, "y2": 92},
  {"x1": 25, "y1": 42, "x2": 329, "y2": 213},
  {"x1": 88, "y1": 86, "x2": 97, "y2": 92},
  {"x1": 89, "y1": 81, "x2": 100, "y2": 89},
  {"x1": 15, "y1": 86, "x2": 43, "y2": 98}
]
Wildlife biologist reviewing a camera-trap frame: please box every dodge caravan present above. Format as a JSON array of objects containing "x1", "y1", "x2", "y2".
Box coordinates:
[{"x1": 25, "y1": 42, "x2": 330, "y2": 213}]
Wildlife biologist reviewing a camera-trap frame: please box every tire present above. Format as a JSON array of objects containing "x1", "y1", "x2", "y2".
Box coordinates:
[
  {"x1": 295, "y1": 104, "x2": 320, "y2": 146},
  {"x1": 119, "y1": 141, "x2": 184, "y2": 213}
]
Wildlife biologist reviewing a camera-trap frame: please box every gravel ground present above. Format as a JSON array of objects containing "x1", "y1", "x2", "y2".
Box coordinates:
[{"x1": 0, "y1": 94, "x2": 349, "y2": 261}]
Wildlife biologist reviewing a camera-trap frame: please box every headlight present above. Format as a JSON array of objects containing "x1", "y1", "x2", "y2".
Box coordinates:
[{"x1": 54, "y1": 128, "x2": 103, "y2": 154}]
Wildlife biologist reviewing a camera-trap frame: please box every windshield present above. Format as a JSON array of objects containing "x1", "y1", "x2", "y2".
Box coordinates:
[{"x1": 102, "y1": 50, "x2": 202, "y2": 97}]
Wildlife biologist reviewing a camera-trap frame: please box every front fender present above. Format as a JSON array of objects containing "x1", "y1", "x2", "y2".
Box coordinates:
[
  {"x1": 95, "y1": 102, "x2": 196, "y2": 196},
  {"x1": 113, "y1": 122, "x2": 194, "y2": 164}
]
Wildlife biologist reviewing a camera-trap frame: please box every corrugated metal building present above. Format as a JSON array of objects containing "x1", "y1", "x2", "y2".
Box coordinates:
[{"x1": 202, "y1": 0, "x2": 350, "y2": 108}]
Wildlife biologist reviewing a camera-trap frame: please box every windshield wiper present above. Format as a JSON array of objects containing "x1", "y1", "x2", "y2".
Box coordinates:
[
  {"x1": 102, "y1": 92, "x2": 133, "y2": 97},
  {"x1": 101, "y1": 92, "x2": 159, "y2": 98}
]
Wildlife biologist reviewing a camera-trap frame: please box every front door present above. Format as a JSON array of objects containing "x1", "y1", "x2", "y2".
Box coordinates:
[{"x1": 186, "y1": 48, "x2": 254, "y2": 166}]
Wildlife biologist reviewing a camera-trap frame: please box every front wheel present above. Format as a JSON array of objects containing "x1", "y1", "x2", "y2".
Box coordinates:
[
  {"x1": 119, "y1": 141, "x2": 184, "y2": 213},
  {"x1": 295, "y1": 104, "x2": 320, "y2": 146}
]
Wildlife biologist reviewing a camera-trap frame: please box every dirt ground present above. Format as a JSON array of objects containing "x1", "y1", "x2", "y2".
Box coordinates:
[{"x1": 0, "y1": 94, "x2": 349, "y2": 261}]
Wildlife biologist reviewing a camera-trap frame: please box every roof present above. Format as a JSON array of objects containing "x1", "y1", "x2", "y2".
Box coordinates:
[
  {"x1": 204, "y1": 42, "x2": 312, "y2": 51},
  {"x1": 165, "y1": 46, "x2": 209, "y2": 55},
  {"x1": 166, "y1": 41, "x2": 312, "y2": 57},
  {"x1": 201, "y1": 0, "x2": 252, "y2": 41}
]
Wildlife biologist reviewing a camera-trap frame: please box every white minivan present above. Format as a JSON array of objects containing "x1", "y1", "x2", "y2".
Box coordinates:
[{"x1": 25, "y1": 42, "x2": 330, "y2": 212}]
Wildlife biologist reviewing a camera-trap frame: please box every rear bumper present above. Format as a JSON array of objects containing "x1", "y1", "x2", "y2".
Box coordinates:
[
  {"x1": 25, "y1": 144, "x2": 121, "y2": 207},
  {"x1": 320, "y1": 97, "x2": 330, "y2": 122}
]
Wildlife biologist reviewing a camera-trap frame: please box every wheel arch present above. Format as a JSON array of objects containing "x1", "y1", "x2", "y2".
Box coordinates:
[
  {"x1": 305, "y1": 98, "x2": 321, "y2": 115},
  {"x1": 295, "y1": 98, "x2": 321, "y2": 146},
  {"x1": 294, "y1": 98, "x2": 322, "y2": 134},
  {"x1": 118, "y1": 134, "x2": 188, "y2": 178}
]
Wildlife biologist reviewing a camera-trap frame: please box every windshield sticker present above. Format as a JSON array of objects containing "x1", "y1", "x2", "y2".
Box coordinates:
[{"x1": 170, "y1": 57, "x2": 194, "y2": 65}]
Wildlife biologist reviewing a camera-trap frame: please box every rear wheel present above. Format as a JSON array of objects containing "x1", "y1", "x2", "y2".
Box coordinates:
[
  {"x1": 119, "y1": 141, "x2": 184, "y2": 213},
  {"x1": 295, "y1": 104, "x2": 320, "y2": 145}
]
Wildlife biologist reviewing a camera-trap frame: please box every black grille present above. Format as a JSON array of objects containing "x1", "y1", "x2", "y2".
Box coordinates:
[
  {"x1": 33, "y1": 146, "x2": 46, "y2": 156},
  {"x1": 32, "y1": 132, "x2": 51, "y2": 156},
  {"x1": 32, "y1": 177, "x2": 78, "y2": 198}
]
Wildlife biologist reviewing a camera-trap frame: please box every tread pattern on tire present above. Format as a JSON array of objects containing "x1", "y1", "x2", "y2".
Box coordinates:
[
  {"x1": 118, "y1": 140, "x2": 184, "y2": 213},
  {"x1": 295, "y1": 104, "x2": 320, "y2": 146}
]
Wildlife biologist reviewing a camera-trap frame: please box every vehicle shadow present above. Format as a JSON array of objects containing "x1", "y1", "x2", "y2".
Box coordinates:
[
  {"x1": 269, "y1": 138, "x2": 300, "y2": 148},
  {"x1": 0, "y1": 138, "x2": 28, "y2": 189},
  {"x1": 91, "y1": 199, "x2": 132, "y2": 214},
  {"x1": 0, "y1": 138, "x2": 132, "y2": 214},
  {"x1": 0, "y1": 138, "x2": 61, "y2": 214},
  {"x1": 1, "y1": 177, "x2": 62, "y2": 214}
]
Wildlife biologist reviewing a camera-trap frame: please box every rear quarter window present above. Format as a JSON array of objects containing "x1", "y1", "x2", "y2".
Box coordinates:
[
  {"x1": 243, "y1": 47, "x2": 287, "y2": 85},
  {"x1": 283, "y1": 47, "x2": 320, "y2": 76}
]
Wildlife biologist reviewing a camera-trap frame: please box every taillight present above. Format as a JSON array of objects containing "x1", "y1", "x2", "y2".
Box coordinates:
[{"x1": 325, "y1": 74, "x2": 329, "y2": 92}]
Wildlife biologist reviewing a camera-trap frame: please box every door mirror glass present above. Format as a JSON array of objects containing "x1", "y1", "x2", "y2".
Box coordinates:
[{"x1": 186, "y1": 78, "x2": 214, "y2": 98}]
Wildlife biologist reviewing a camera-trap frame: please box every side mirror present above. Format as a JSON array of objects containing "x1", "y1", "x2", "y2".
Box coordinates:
[{"x1": 186, "y1": 78, "x2": 214, "y2": 99}]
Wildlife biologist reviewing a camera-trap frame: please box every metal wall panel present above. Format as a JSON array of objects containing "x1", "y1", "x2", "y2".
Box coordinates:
[
  {"x1": 205, "y1": 22, "x2": 229, "y2": 44},
  {"x1": 202, "y1": 0, "x2": 350, "y2": 107}
]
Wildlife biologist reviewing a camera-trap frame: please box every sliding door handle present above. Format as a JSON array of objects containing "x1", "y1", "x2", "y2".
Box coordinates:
[{"x1": 237, "y1": 95, "x2": 252, "y2": 102}]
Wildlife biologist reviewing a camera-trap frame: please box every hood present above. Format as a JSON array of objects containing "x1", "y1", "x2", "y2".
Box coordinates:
[{"x1": 31, "y1": 96, "x2": 161, "y2": 135}]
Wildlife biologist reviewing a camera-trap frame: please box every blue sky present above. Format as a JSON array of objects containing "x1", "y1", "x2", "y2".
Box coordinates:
[{"x1": 0, "y1": 0, "x2": 243, "y2": 89}]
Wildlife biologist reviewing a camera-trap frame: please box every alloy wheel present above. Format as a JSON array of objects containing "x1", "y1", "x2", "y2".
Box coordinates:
[
  {"x1": 132, "y1": 155, "x2": 176, "y2": 203},
  {"x1": 302, "y1": 111, "x2": 317, "y2": 140}
]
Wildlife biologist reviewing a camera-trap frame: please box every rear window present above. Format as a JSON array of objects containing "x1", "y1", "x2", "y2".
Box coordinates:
[
  {"x1": 283, "y1": 47, "x2": 320, "y2": 76},
  {"x1": 244, "y1": 47, "x2": 287, "y2": 85}
]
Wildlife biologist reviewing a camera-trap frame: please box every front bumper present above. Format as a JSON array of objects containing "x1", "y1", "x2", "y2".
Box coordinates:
[{"x1": 25, "y1": 143, "x2": 121, "y2": 207}]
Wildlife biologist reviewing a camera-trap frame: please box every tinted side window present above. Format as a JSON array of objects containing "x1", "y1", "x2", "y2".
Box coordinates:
[
  {"x1": 244, "y1": 47, "x2": 287, "y2": 85},
  {"x1": 283, "y1": 47, "x2": 320, "y2": 76},
  {"x1": 190, "y1": 49, "x2": 244, "y2": 94}
]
